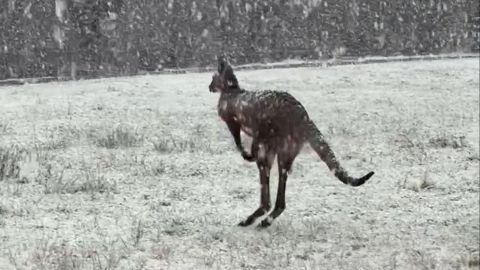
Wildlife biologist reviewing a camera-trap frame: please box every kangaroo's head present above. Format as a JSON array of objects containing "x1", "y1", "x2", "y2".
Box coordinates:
[{"x1": 209, "y1": 56, "x2": 239, "y2": 93}]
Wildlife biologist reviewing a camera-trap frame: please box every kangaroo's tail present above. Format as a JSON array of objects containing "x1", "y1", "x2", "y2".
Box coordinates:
[{"x1": 307, "y1": 120, "x2": 374, "y2": 186}]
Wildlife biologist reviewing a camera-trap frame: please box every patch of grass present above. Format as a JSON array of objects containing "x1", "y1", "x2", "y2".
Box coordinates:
[
  {"x1": 107, "y1": 85, "x2": 121, "y2": 92},
  {"x1": 159, "y1": 211, "x2": 193, "y2": 237},
  {"x1": 150, "y1": 244, "x2": 172, "y2": 261},
  {"x1": 152, "y1": 124, "x2": 221, "y2": 153},
  {"x1": 428, "y1": 134, "x2": 468, "y2": 149},
  {"x1": 327, "y1": 124, "x2": 355, "y2": 137},
  {"x1": 77, "y1": 168, "x2": 116, "y2": 195},
  {"x1": 466, "y1": 253, "x2": 480, "y2": 268},
  {"x1": 0, "y1": 203, "x2": 8, "y2": 215},
  {"x1": 36, "y1": 162, "x2": 117, "y2": 195},
  {"x1": 30, "y1": 238, "x2": 134, "y2": 270},
  {"x1": 17, "y1": 151, "x2": 41, "y2": 183},
  {"x1": 35, "y1": 163, "x2": 67, "y2": 194},
  {"x1": 151, "y1": 161, "x2": 167, "y2": 176},
  {"x1": 91, "y1": 124, "x2": 144, "y2": 149},
  {"x1": 0, "y1": 121, "x2": 11, "y2": 134},
  {"x1": 395, "y1": 132, "x2": 428, "y2": 165},
  {"x1": 401, "y1": 170, "x2": 435, "y2": 192},
  {"x1": 31, "y1": 124, "x2": 83, "y2": 151},
  {"x1": 152, "y1": 138, "x2": 171, "y2": 153},
  {"x1": 396, "y1": 248, "x2": 479, "y2": 270},
  {"x1": 467, "y1": 154, "x2": 480, "y2": 161},
  {"x1": 152, "y1": 136, "x2": 216, "y2": 153},
  {"x1": 131, "y1": 219, "x2": 145, "y2": 247},
  {"x1": 0, "y1": 145, "x2": 26, "y2": 181},
  {"x1": 36, "y1": 135, "x2": 71, "y2": 151},
  {"x1": 395, "y1": 133, "x2": 420, "y2": 149},
  {"x1": 31, "y1": 240, "x2": 84, "y2": 270},
  {"x1": 153, "y1": 137, "x2": 202, "y2": 153}
]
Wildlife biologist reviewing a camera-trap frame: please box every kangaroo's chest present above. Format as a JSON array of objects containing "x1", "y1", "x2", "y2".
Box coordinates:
[
  {"x1": 218, "y1": 99, "x2": 255, "y2": 136},
  {"x1": 237, "y1": 118, "x2": 254, "y2": 136}
]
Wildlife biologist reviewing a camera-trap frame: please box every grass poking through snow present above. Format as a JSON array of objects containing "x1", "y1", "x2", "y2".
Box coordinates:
[{"x1": 0, "y1": 59, "x2": 478, "y2": 269}]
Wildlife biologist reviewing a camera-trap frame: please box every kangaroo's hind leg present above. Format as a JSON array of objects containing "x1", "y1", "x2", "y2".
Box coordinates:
[
  {"x1": 238, "y1": 141, "x2": 276, "y2": 227},
  {"x1": 259, "y1": 141, "x2": 301, "y2": 227}
]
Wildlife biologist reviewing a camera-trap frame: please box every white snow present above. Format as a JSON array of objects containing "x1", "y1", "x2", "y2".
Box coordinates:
[{"x1": 0, "y1": 58, "x2": 478, "y2": 269}]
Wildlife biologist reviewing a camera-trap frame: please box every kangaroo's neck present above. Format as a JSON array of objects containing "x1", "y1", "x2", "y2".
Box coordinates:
[
  {"x1": 219, "y1": 88, "x2": 247, "y2": 103},
  {"x1": 220, "y1": 87, "x2": 245, "y2": 96},
  {"x1": 217, "y1": 88, "x2": 250, "y2": 120}
]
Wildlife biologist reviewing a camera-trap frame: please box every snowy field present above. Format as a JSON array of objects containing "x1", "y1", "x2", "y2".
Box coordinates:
[{"x1": 0, "y1": 58, "x2": 478, "y2": 269}]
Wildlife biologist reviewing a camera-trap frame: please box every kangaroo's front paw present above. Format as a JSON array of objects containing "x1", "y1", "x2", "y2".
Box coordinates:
[{"x1": 241, "y1": 151, "x2": 255, "y2": 162}]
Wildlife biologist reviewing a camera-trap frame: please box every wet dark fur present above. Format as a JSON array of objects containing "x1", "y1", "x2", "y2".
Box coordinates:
[{"x1": 209, "y1": 57, "x2": 374, "y2": 227}]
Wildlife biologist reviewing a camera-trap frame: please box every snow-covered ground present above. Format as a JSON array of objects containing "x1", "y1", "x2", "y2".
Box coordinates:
[{"x1": 0, "y1": 58, "x2": 478, "y2": 270}]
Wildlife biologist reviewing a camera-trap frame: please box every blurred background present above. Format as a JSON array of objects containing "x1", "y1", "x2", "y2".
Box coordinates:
[{"x1": 0, "y1": 0, "x2": 479, "y2": 80}]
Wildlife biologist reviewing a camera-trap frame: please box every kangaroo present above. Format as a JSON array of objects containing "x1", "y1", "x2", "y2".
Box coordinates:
[{"x1": 209, "y1": 57, "x2": 374, "y2": 227}]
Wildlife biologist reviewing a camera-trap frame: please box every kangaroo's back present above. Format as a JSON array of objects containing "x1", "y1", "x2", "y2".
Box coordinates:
[{"x1": 219, "y1": 89, "x2": 312, "y2": 143}]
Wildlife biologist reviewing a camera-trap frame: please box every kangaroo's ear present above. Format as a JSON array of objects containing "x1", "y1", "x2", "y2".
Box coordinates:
[
  {"x1": 223, "y1": 65, "x2": 239, "y2": 88},
  {"x1": 217, "y1": 55, "x2": 228, "y2": 74}
]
